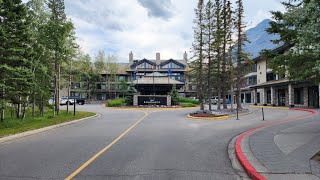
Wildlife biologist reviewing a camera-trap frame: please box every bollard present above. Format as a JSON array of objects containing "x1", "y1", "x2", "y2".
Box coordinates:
[
  {"x1": 236, "y1": 107, "x2": 239, "y2": 120},
  {"x1": 262, "y1": 108, "x2": 265, "y2": 121},
  {"x1": 73, "y1": 98, "x2": 76, "y2": 116}
]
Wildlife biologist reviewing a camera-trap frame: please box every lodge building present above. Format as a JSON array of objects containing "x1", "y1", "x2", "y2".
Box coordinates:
[
  {"x1": 240, "y1": 45, "x2": 319, "y2": 108},
  {"x1": 65, "y1": 52, "x2": 196, "y2": 100}
]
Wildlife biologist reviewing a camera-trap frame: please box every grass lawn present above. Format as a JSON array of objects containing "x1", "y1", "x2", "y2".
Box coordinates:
[{"x1": 0, "y1": 109, "x2": 96, "y2": 138}]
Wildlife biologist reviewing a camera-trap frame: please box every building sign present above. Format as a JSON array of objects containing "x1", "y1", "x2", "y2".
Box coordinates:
[{"x1": 138, "y1": 96, "x2": 168, "y2": 106}]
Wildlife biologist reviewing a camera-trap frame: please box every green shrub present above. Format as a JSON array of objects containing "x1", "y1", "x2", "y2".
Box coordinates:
[
  {"x1": 179, "y1": 97, "x2": 199, "y2": 105},
  {"x1": 180, "y1": 103, "x2": 197, "y2": 107},
  {"x1": 106, "y1": 98, "x2": 125, "y2": 107},
  {"x1": 170, "y1": 84, "x2": 179, "y2": 105}
]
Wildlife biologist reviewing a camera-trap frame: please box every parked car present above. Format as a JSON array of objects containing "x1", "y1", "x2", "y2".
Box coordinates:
[
  {"x1": 68, "y1": 96, "x2": 86, "y2": 105},
  {"x1": 208, "y1": 97, "x2": 220, "y2": 105},
  {"x1": 60, "y1": 97, "x2": 76, "y2": 105}
]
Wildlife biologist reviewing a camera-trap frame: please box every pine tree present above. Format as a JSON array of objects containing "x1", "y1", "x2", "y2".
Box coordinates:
[
  {"x1": 203, "y1": 0, "x2": 215, "y2": 111},
  {"x1": 213, "y1": 0, "x2": 223, "y2": 110},
  {"x1": 221, "y1": 0, "x2": 233, "y2": 109},
  {"x1": 191, "y1": 0, "x2": 205, "y2": 111},
  {"x1": 0, "y1": 0, "x2": 34, "y2": 119},
  {"x1": 47, "y1": 0, "x2": 74, "y2": 115},
  {"x1": 234, "y1": 0, "x2": 247, "y2": 109}
]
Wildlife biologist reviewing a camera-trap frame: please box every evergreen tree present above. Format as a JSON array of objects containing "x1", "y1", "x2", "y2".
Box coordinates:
[
  {"x1": 47, "y1": 0, "x2": 74, "y2": 115},
  {"x1": 170, "y1": 84, "x2": 179, "y2": 106},
  {"x1": 191, "y1": 0, "x2": 205, "y2": 111},
  {"x1": 0, "y1": 0, "x2": 34, "y2": 119},
  {"x1": 221, "y1": 0, "x2": 233, "y2": 109},
  {"x1": 203, "y1": 0, "x2": 215, "y2": 111},
  {"x1": 234, "y1": 0, "x2": 248, "y2": 109},
  {"x1": 266, "y1": 0, "x2": 320, "y2": 83},
  {"x1": 125, "y1": 83, "x2": 137, "y2": 106}
]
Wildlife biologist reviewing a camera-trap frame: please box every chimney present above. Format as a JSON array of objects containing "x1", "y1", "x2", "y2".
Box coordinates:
[
  {"x1": 129, "y1": 51, "x2": 133, "y2": 64},
  {"x1": 156, "y1": 52, "x2": 160, "y2": 65},
  {"x1": 183, "y1": 51, "x2": 188, "y2": 62}
]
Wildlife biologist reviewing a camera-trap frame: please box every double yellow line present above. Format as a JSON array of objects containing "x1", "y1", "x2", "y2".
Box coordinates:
[{"x1": 65, "y1": 111, "x2": 149, "y2": 180}]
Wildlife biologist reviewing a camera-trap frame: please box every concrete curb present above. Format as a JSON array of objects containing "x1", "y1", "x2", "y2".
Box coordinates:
[
  {"x1": 186, "y1": 114, "x2": 229, "y2": 120},
  {"x1": 104, "y1": 106, "x2": 199, "y2": 111},
  {"x1": 233, "y1": 108, "x2": 317, "y2": 180},
  {"x1": 0, "y1": 113, "x2": 100, "y2": 144}
]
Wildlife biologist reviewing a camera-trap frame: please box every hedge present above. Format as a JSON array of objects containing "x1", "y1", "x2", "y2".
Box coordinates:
[{"x1": 106, "y1": 98, "x2": 125, "y2": 107}]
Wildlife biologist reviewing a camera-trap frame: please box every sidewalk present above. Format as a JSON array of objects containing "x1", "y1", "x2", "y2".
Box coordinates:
[{"x1": 231, "y1": 109, "x2": 320, "y2": 180}]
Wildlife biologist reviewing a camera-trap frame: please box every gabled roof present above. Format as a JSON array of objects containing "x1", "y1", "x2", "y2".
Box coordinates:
[
  {"x1": 159, "y1": 59, "x2": 186, "y2": 68},
  {"x1": 252, "y1": 44, "x2": 293, "y2": 62},
  {"x1": 130, "y1": 59, "x2": 156, "y2": 69}
]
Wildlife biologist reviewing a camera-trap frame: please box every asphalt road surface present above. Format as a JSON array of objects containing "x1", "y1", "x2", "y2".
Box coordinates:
[{"x1": 0, "y1": 104, "x2": 307, "y2": 180}]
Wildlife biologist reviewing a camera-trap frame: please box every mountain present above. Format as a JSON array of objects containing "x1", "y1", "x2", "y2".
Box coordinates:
[{"x1": 243, "y1": 19, "x2": 281, "y2": 58}]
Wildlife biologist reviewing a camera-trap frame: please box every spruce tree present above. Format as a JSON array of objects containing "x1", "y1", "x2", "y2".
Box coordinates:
[
  {"x1": 191, "y1": 0, "x2": 205, "y2": 111},
  {"x1": 266, "y1": 0, "x2": 320, "y2": 84},
  {"x1": 170, "y1": 84, "x2": 179, "y2": 106},
  {"x1": 47, "y1": 0, "x2": 74, "y2": 115},
  {"x1": 203, "y1": 0, "x2": 215, "y2": 111},
  {"x1": 234, "y1": 0, "x2": 247, "y2": 109},
  {"x1": 125, "y1": 83, "x2": 137, "y2": 106},
  {"x1": 0, "y1": 0, "x2": 34, "y2": 119}
]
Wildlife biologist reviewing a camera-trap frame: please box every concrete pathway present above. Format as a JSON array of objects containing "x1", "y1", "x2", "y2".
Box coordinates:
[{"x1": 232, "y1": 108, "x2": 320, "y2": 180}]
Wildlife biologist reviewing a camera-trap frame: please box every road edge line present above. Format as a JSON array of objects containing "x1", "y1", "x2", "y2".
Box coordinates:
[{"x1": 234, "y1": 108, "x2": 317, "y2": 180}]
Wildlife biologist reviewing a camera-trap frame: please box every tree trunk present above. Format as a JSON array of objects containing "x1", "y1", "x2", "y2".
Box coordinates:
[
  {"x1": 32, "y1": 92, "x2": 35, "y2": 118},
  {"x1": 230, "y1": 84, "x2": 234, "y2": 111}
]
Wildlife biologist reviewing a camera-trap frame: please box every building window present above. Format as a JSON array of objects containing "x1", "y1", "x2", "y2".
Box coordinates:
[
  {"x1": 161, "y1": 62, "x2": 182, "y2": 69},
  {"x1": 266, "y1": 73, "x2": 276, "y2": 81},
  {"x1": 247, "y1": 76, "x2": 257, "y2": 86},
  {"x1": 294, "y1": 88, "x2": 304, "y2": 104},
  {"x1": 97, "y1": 84, "x2": 101, "y2": 90},
  {"x1": 137, "y1": 62, "x2": 154, "y2": 69},
  {"x1": 267, "y1": 90, "x2": 271, "y2": 104}
]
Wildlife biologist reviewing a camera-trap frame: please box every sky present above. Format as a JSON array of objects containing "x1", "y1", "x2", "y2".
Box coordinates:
[{"x1": 23, "y1": 0, "x2": 285, "y2": 62}]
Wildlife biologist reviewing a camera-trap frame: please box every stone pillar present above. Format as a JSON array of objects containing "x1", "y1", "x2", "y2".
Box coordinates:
[
  {"x1": 167, "y1": 95, "x2": 172, "y2": 106},
  {"x1": 271, "y1": 86, "x2": 275, "y2": 106},
  {"x1": 262, "y1": 88, "x2": 267, "y2": 106},
  {"x1": 133, "y1": 95, "x2": 138, "y2": 106},
  {"x1": 253, "y1": 89, "x2": 258, "y2": 105},
  {"x1": 288, "y1": 84, "x2": 294, "y2": 107}
]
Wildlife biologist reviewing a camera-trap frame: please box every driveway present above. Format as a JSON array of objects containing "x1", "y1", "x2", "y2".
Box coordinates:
[{"x1": 0, "y1": 104, "x2": 308, "y2": 180}]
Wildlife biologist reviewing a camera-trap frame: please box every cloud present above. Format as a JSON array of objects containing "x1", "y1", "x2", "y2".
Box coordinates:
[
  {"x1": 59, "y1": 0, "x2": 285, "y2": 62},
  {"x1": 137, "y1": 0, "x2": 174, "y2": 20}
]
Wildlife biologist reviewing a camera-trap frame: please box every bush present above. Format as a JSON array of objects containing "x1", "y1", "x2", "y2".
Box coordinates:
[
  {"x1": 180, "y1": 103, "x2": 197, "y2": 107},
  {"x1": 106, "y1": 98, "x2": 125, "y2": 107},
  {"x1": 179, "y1": 97, "x2": 199, "y2": 105}
]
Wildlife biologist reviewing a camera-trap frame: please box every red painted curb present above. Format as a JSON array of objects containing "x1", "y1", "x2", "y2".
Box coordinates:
[{"x1": 234, "y1": 108, "x2": 317, "y2": 180}]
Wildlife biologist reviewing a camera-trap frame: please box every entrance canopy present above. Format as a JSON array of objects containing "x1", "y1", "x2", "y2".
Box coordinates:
[{"x1": 132, "y1": 76, "x2": 184, "y2": 95}]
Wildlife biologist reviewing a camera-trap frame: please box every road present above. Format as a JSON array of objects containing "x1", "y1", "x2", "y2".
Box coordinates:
[{"x1": 0, "y1": 104, "x2": 308, "y2": 180}]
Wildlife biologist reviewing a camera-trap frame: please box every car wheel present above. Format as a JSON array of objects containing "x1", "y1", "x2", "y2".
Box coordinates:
[{"x1": 78, "y1": 101, "x2": 84, "y2": 105}]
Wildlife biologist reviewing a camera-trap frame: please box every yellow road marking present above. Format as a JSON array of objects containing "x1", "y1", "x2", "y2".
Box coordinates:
[
  {"x1": 186, "y1": 114, "x2": 229, "y2": 120},
  {"x1": 65, "y1": 111, "x2": 149, "y2": 180},
  {"x1": 251, "y1": 105, "x2": 289, "y2": 110}
]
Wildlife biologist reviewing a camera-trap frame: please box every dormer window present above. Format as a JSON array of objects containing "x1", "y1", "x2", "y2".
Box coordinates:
[
  {"x1": 161, "y1": 62, "x2": 182, "y2": 69},
  {"x1": 137, "y1": 62, "x2": 154, "y2": 69}
]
